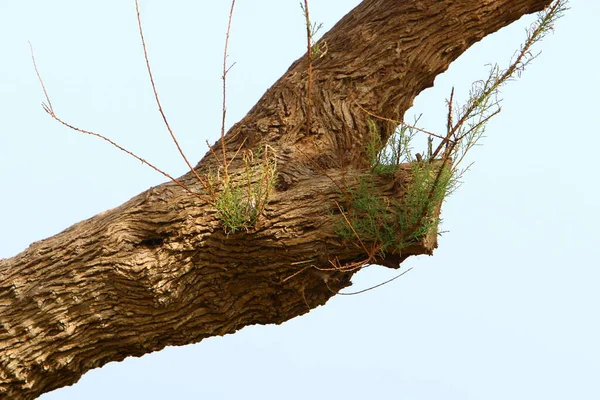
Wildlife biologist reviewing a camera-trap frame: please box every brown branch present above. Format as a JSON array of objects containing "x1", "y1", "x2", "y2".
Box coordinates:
[
  {"x1": 356, "y1": 103, "x2": 448, "y2": 142},
  {"x1": 303, "y1": 0, "x2": 313, "y2": 135},
  {"x1": 50, "y1": 113, "x2": 203, "y2": 199},
  {"x1": 327, "y1": 257, "x2": 371, "y2": 273},
  {"x1": 221, "y1": 0, "x2": 237, "y2": 183},
  {"x1": 446, "y1": 87, "x2": 455, "y2": 137},
  {"x1": 225, "y1": 136, "x2": 249, "y2": 171},
  {"x1": 456, "y1": 108, "x2": 501, "y2": 143},
  {"x1": 30, "y1": 34, "x2": 206, "y2": 200},
  {"x1": 334, "y1": 200, "x2": 378, "y2": 262},
  {"x1": 134, "y1": 0, "x2": 208, "y2": 188},
  {"x1": 339, "y1": 267, "x2": 413, "y2": 296},
  {"x1": 28, "y1": 42, "x2": 54, "y2": 114}
]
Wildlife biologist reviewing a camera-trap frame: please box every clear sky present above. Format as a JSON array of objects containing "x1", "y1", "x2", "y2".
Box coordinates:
[{"x1": 1, "y1": 1, "x2": 599, "y2": 399}]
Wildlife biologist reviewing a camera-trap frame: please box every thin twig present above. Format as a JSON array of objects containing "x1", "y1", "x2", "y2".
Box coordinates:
[
  {"x1": 303, "y1": 0, "x2": 313, "y2": 135},
  {"x1": 446, "y1": 87, "x2": 454, "y2": 137},
  {"x1": 134, "y1": 0, "x2": 207, "y2": 188},
  {"x1": 28, "y1": 42, "x2": 54, "y2": 114},
  {"x1": 335, "y1": 200, "x2": 375, "y2": 261},
  {"x1": 221, "y1": 0, "x2": 237, "y2": 183},
  {"x1": 338, "y1": 268, "x2": 413, "y2": 296},
  {"x1": 282, "y1": 257, "x2": 370, "y2": 283},
  {"x1": 356, "y1": 103, "x2": 447, "y2": 141},
  {"x1": 51, "y1": 113, "x2": 202, "y2": 199},
  {"x1": 30, "y1": 37, "x2": 204, "y2": 199},
  {"x1": 327, "y1": 257, "x2": 371, "y2": 272},
  {"x1": 455, "y1": 108, "x2": 500, "y2": 144},
  {"x1": 282, "y1": 265, "x2": 313, "y2": 283},
  {"x1": 225, "y1": 136, "x2": 249, "y2": 170}
]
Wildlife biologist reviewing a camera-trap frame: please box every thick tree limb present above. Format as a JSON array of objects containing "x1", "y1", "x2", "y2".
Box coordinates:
[{"x1": 0, "y1": 0, "x2": 552, "y2": 398}]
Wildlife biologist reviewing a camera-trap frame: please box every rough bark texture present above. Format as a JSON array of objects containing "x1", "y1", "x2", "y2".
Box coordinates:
[{"x1": 0, "y1": 0, "x2": 552, "y2": 398}]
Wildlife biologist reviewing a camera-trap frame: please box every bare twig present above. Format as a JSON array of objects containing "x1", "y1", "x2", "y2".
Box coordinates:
[
  {"x1": 327, "y1": 257, "x2": 371, "y2": 273},
  {"x1": 446, "y1": 87, "x2": 455, "y2": 138},
  {"x1": 50, "y1": 114, "x2": 201, "y2": 199},
  {"x1": 356, "y1": 103, "x2": 448, "y2": 142},
  {"x1": 134, "y1": 0, "x2": 207, "y2": 188},
  {"x1": 220, "y1": 0, "x2": 237, "y2": 183},
  {"x1": 338, "y1": 267, "x2": 413, "y2": 296},
  {"x1": 335, "y1": 200, "x2": 376, "y2": 261},
  {"x1": 302, "y1": 0, "x2": 313, "y2": 135},
  {"x1": 455, "y1": 108, "x2": 500, "y2": 144},
  {"x1": 30, "y1": 31, "x2": 204, "y2": 199},
  {"x1": 28, "y1": 42, "x2": 54, "y2": 114},
  {"x1": 281, "y1": 265, "x2": 313, "y2": 283},
  {"x1": 225, "y1": 136, "x2": 249, "y2": 171},
  {"x1": 282, "y1": 256, "x2": 370, "y2": 284}
]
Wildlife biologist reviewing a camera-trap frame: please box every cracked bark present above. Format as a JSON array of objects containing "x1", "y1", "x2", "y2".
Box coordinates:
[{"x1": 0, "y1": 0, "x2": 552, "y2": 398}]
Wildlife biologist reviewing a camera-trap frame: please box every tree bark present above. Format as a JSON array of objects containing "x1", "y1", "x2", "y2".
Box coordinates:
[{"x1": 0, "y1": 0, "x2": 552, "y2": 398}]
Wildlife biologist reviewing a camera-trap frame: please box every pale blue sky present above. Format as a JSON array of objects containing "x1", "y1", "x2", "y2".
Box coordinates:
[{"x1": 1, "y1": 1, "x2": 599, "y2": 399}]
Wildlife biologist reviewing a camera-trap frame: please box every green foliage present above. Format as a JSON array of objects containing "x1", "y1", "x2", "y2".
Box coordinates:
[
  {"x1": 336, "y1": 177, "x2": 393, "y2": 250},
  {"x1": 213, "y1": 147, "x2": 277, "y2": 234},
  {"x1": 400, "y1": 162, "x2": 453, "y2": 241},
  {"x1": 336, "y1": 161, "x2": 452, "y2": 256},
  {"x1": 215, "y1": 185, "x2": 258, "y2": 234}
]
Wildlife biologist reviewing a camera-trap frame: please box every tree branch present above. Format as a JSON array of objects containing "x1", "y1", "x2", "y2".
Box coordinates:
[{"x1": 1, "y1": 0, "x2": 553, "y2": 397}]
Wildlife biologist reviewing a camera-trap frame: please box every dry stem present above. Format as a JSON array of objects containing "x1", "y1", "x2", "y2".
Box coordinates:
[
  {"x1": 303, "y1": 0, "x2": 313, "y2": 135},
  {"x1": 134, "y1": 0, "x2": 209, "y2": 190},
  {"x1": 220, "y1": 0, "x2": 237, "y2": 184},
  {"x1": 355, "y1": 103, "x2": 447, "y2": 142},
  {"x1": 28, "y1": 43, "x2": 202, "y2": 199},
  {"x1": 338, "y1": 267, "x2": 413, "y2": 296}
]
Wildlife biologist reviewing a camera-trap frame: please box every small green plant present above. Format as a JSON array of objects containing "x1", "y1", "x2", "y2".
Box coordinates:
[
  {"x1": 214, "y1": 146, "x2": 277, "y2": 234},
  {"x1": 336, "y1": 160, "x2": 452, "y2": 257}
]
